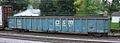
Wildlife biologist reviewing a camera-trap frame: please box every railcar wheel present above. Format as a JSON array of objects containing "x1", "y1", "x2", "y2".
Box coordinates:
[
  {"x1": 1, "y1": 27, "x2": 7, "y2": 31},
  {"x1": 93, "y1": 33, "x2": 102, "y2": 37},
  {"x1": 12, "y1": 29, "x2": 25, "y2": 33},
  {"x1": 93, "y1": 33, "x2": 108, "y2": 37},
  {"x1": 24, "y1": 30, "x2": 29, "y2": 32},
  {"x1": 13, "y1": 29, "x2": 21, "y2": 32},
  {"x1": 19, "y1": 29, "x2": 30, "y2": 32},
  {"x1": 0, "y1": 28, "x2": 5, "y2": 31},
  {"x1": 88, "y1": 33, "x2": 104, "y2": 37},
  {"x1": 102, "y1": 33, "x2": 108, "y2": 37}
]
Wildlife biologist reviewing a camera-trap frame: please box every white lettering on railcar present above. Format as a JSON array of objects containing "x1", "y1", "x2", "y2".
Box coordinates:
[
  {"x1": 55, "y1": 20, "x2": 60, "y2": 26},
  {"x1": 17, "y1": 20, "x2": 22, "y2": 28},
  {"x1": 55, "y1": 20, "x2": 74, "y2": 27},
  {"x1": 68, "y1": 20, "x2": 74, "y2": 27},
  {"x1": 62, "y1": 20, "x2": 66, "y2": 26}
]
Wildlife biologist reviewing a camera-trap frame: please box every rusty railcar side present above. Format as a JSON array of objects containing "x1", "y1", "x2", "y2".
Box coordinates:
[{"x1": 2, "y1": 5, "x2": 13, "y2": 29}]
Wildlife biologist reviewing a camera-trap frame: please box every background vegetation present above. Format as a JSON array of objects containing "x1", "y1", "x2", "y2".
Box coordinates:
[
  {"x1": 1, "y1": 0, "x2": 120, "y2": 29},
  {"x1": 0, "y1": 0, "x2": 120, "y2": 16}
]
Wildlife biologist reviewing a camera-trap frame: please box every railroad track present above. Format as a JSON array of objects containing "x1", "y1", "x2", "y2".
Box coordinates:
[
  {"x1": 0, "y1": 35, "x2": 97, "y2": 43},
  {"x1": 111, "y1": 29, "x2": 120, "y2": 33},
  {"x1": 0, "y1": 31, "x2": 120, "y2": 43}
]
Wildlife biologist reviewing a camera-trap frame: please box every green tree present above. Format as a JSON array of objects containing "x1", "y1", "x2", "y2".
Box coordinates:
[
  {"x1": 39, "y1": 0, "x2": 54, "y2": 16},
  {"x1": 57, "y1": 0, "x2": 75, "y2": 16},
  {"x1": 39, "y1": 0, "x2": 75, "y2": 16},
  {"x1": 110, "y1": 0, "x2": 120, "y2": 12},
  {"x1": 12, "y1": 0, "x2": 29, "y2": 12},
  {"x1": 102, "y1": 0, "x2": 120, "y2": 15},
  {"x1": 0, "y1": 1, "x2": 1, "y2": 5},
  {"x1": 74, "y1": 0, "x2": 86, "y2": 12},
  {"x1": 74, "y1": 0, "x2": 105, "y2": 16},
  {"x1": 0, "y1": 0, "x2": 29, "y2": 13},
  {"x1": 28, "y1": 0, "x2": 41, "y2": 9}
]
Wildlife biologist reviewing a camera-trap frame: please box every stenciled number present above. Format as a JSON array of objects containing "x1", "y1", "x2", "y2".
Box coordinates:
[
  {"x1": 55, "y1": 20, "x2": 74, "y2": 26},
  {"x1": 55, "y1": 20, "x2": 60, "y2": 26}
]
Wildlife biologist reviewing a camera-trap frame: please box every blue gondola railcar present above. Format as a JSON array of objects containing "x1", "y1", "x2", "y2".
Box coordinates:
[{"x1": 8, "y1": 16, "x2": 110, "y2": 36}]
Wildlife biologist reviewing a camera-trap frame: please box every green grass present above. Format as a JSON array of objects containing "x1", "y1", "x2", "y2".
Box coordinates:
[{"x1": 111, "y1": 23, "x2": 120, "y2": 29}]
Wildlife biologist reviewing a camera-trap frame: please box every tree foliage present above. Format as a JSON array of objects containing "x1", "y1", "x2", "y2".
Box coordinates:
[
  {"x1": 102, "y1": 0, "x2": 120, "y2": 14},
  {"x1": 0, "y1": 1, "x2": 2, "y2": 6},
  {"x1": 1, "y1": 0, "x2": 120, "y2": 16},
  {"x1": 12, "y1": 0, "x2": 29, "y2": 12},
  {"x1": 28, "y1": 0, "x2": 41, "y2": 9},
  {"x1": 39, "y1": 0, "x2": 75, "y2": 16},
  {"x1": 0, "y1": 0, "x2": 29, "y2": 13},
  {"x1": 111, "y1": 0, "x2": 120, "y2": 12},
  {"x1": 74, "y1": 0, "x2": 105, "y2": 16}
]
